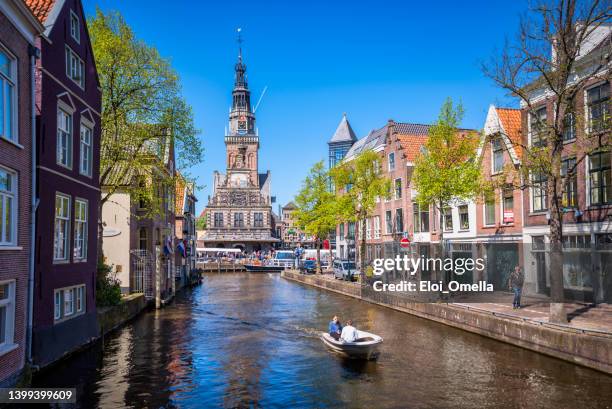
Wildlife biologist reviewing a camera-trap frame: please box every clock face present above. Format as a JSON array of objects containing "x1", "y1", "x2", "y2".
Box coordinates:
[{"x1": 238, "y1": 120, "x2": 247, "y2": 130}]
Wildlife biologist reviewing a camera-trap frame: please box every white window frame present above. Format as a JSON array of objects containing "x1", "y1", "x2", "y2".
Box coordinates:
[
  {"x1": 394, "y1": 178, "x2": 402, "y2": 200},
  {"x1": 585, "y1": 81, "x2": 610, "y2": 134},
  {"x1": 79, "y1": 121, "x2": 93, "y2": 177},
  {"x1": 373, "y1": 216, "x2": 381, "y2": 239},
  {"x1": 388, "y1": 152, "x2": 395, "y2": 171},
  {"x1": 65, "y1": 46, "x2": 84, "y2": 88},
  {"x1": 458, "y1": 205, "x2": 470, "y2": 231},
  {"x1": 0, "y1": 167, "x2": 17, "y2": 246},
  {"x1": 54, "y1": 193, "x2": 71, "y2": 262},
  {"x1": 57, "y1": 107, "x2": 73, "y2": 169},
  {"x1": 0, "y1": 280, "x2": 16, "y2": 354},
  {"x1": 365, "y1": 218, "x2": 371, "y2": 240},
  {"x1": 0, "y1": 45, "x2": 18, "y2": 144},
  {"x1": 70, "y1": 10, "x2": 80, "y2": 43},
  {"x1": 54, "y1": 284, "x2": 86, "y2": 323},
  {"x1": 491, "y1": 137, "x2": 504, "y2": 174},
  {"x1": 73, "y1": 198, "x2": 88, "y2": 261},
  {"x1": 483, "y1": 199, "x2": 496, "y2": 227}
]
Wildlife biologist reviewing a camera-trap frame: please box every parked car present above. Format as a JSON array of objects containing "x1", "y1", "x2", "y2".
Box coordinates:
[
  {"x1": 333, "y1": 260, "x2": 358, "y2": 281},
  {"x1": 300, "y1": 259, "x2": 317, "y2": 274}
]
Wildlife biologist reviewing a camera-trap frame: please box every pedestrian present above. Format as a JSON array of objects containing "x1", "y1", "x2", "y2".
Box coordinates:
[{"x1": 508, "y1": 265, "x2": 524, "y2": 309}]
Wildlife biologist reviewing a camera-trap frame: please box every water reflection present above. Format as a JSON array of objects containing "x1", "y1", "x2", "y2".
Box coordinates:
[{"x1": 32, "y1": 273, "x2": 612, "y2": 409}]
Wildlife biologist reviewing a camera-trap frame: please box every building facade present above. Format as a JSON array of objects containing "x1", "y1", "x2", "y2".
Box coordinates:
[
  {"x1": 476, "y1": 105, "x2": 525, "y2": 291},
  {"x1": 0, "y1": 0, "x2": 43, "y2": 386},
  {"x1": 175, "y1": 174, "x2": 197, "y2": 288},
  {"x1": 200, "y1": 46, "x2": 277, "y2": 252},
  {"x1": 279, "y1": 201, "x2": 314, "y2": 248},
  {"x1": 27, "y1": 0, "x2": 102, "y2": 368},
  {"x1": 102, "y1": 133, "x2": 176, "y2": 308},
  {"x1": 520, "y1": 25, "x2": 611, "y2": 303}
]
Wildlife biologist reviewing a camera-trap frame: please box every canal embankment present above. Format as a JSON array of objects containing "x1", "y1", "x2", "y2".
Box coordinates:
[
  {"x1": 282, "y1": 270, "x2": 612, "y2": 375},
  {"x1": 98, "y1": 293, "x2": 148, "y2": 336}
]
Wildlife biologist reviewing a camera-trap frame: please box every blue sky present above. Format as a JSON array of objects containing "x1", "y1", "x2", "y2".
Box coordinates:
[{"x1": 83, "y1": 0, "x2": 527, "y2": 215}]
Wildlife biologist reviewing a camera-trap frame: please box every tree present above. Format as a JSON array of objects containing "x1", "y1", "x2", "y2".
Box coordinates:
[
  {"x1": 330, "y1": 150, "x2": 391, "y2": 279},
  {"x1": 482, "y1": 0, "x2": 611, "y2": 322},
  {"x1": 413, "y1": 99, "x2": 482, "y2": 276},
  {"x1": 89, "y1": 10, "x2": 203, "y2": 263},
  {"x1": 294, "y1": 161, "x2": 338, "y2": 273}
]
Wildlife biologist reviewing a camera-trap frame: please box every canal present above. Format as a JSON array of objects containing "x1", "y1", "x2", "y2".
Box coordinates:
[{"x1": 34, "y1": 273, "x2": 612, "y2": 408}]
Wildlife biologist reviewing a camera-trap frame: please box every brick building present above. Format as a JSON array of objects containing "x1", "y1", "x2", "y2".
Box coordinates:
[
  {"x1": 26, "y1": 0, "x2": 102, "y2": 367},
  {"x1": 174, "y1": 173, "x2": 197, "y2": 288},
  {"x1": 0, "y1": 0, "x2": 43, "y2": 386}
]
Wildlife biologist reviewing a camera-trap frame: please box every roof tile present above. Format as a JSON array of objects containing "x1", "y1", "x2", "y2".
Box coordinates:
[{"x1": 24, "y1": 0, "x2": 57, "y2": 23}]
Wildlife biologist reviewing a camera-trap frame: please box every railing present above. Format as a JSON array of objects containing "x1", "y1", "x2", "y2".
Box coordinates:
[{"x1": 130, "y1": 249, "x2": 154, "y2": 300}]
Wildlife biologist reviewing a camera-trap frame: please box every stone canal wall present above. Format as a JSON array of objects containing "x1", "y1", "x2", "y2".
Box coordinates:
[
  {"x1": 97, "y1": 293, "x2": 148, "y2": 336},
  {"x1": 282, "y1": 270, "x2": 612, "y2": 375}
]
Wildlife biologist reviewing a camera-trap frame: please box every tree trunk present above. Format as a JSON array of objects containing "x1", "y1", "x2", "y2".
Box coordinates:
[
  {"x1": 548, "y1": 171, "x2": 567, "y2": 323},
  {"x1": 316, "y1": 238, "x2": 321, "y2": 274},
  {"x1": 360, "y1": 215, "x2": 367, "y2": 282}
]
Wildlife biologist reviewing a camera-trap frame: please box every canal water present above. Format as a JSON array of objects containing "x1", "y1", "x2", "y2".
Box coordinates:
[{"x1": 34, "y1": 273, "x2": 612, "y2": 408}]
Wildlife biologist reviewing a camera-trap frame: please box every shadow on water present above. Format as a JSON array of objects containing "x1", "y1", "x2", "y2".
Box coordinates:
[{"x1": 29, "y1": 273, "x2": 612, "y2": 409}]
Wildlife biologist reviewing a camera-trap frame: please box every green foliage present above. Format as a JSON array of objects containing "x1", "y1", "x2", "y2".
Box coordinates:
[
  {"x1": 330, "y1": 150, "x2": 390, "y2": 222},
  {"x1": 413, "y1": 98, "x2": 482, "y2": 224},
  {"x1": 96, "y1": 262, "x2": 122, "y2": 307},
  {"x1": 330, "y1": 150, "x2": 390, "y2": 273},
  {"x1": 294, "y1": 161, "x2": 338, "y2": 270},
  {"x1": 89, "y1": 9, "x2": 203, "y2": 212},
  {"x1": 195, "y1": 216, "x2": 207, "y2": 230}
]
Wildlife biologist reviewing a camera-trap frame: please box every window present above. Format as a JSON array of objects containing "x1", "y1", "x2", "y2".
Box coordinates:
[
  {"x1": 563, "y1": 112, "x2": 575, "y2": 141},
  {"x1": 54, "y1": 194, "x2": 71, "y2": 261},
  {"x1": 138, "y1": 228, "x2": 148, "y2": 250},
  {"x1": 73, "y1": 199, "x2": 88, "y2": 260},
  {"x1": 388, "y1": 152, "x2": 395, "y2": 171},
  {"x1": 234, "y1": 212, "x2": 244, "y2": 227},
  {"x1": 394, "y1": 178, "x2": 402, "y2": 199},
  {"x1": 561, "y1": 157, "x2": 577, "y2": 208},
  {"x1": 347, "y1": 222, "x2": 355, "y2": 239},
  {"x1": 395, "y1": 209, "x2": 404, "y2": 233},
  {"x1": 0, "y1": 48, "x2": 16, "y2": 142},
  {"x1": 0, "y1": 280, "x2": 15, "y2": 349},
  {"x1": 458, "y1": 205, "x2": 469, "y2": 230},
  {"x1": 484, "y1": 198, "x2": 495, "y2": 226},
  {"x1": 532, "y1": 172, "x2": 548, "y2": 211},
  {"x1": 373, "y1": 216, "x2": 381, "y2": 239},
  {"x1": 57, "y1": 108, "x2": 72, "y2": 168},
  {"x1": 76, "y1": 286, "x2": 84, "y2": 313},
  {"x1": 443, "y1": 208, "x2": 453, "y2": 231},
  {"x1": 64, "y1": 288, "x2": 74, "y2": 316},
  {"x1": 365, "y1": 218, "x2": 371, "y2": 240},
  {"x1": 502, "y1": 188, "x2": 514, "y2": 224},
  {"x1": 587, "y1": 82, "x2": 609, "y2": 133},
  {"x1": 0, "y1": 168, "x2": 16, "y2": 245},
  {"x1": 385, "y1": 210, "x2": 392, "y2": 234},
  {"x1": 65, "y1": 47, "x2": 84, "y2": 88},
  {"x1": 589, "y1": 151, "x2": 611, "y2": 205},
  {"x1": 70, "y1": 11, "x2": 80, "y2": 43},
  {"x1": 492, "y1": 137, "x2": 504, "y2": 173},
  {"x1": 530, "y1": 106, "x2": 547, "y2": 147},
  {"x1": 214, "y1": 212, "x2": 224, "y2": 227},
  {"x1": 254, "y1": 212, "x2": 264, "y2": 227},
  {"x1": 413, "y1": 203, "x2": 429, "y2": 233},
  {"x1": 79, "y1": 124, "x2": 92, "y2": 176},
  {"x1": 54, "y1": 285, "x2": 85, "y2": 322},
  {"x1": 339, "y1": 223, "x2": 345, "y2": 240}
]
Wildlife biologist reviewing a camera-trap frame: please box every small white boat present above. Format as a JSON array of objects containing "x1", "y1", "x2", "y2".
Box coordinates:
[{"x1": 320, "y1": 330, "x2": 383, "y2": 360}]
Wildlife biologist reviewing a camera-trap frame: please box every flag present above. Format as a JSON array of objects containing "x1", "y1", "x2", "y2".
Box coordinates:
[{"x1": 177, "y1": 240, "x2": 187, "y2": 257}]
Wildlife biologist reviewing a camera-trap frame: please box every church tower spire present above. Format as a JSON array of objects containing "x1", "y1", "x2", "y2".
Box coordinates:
[{"x1": 229, "y1": 28, "x2": 255, "y2": 134}]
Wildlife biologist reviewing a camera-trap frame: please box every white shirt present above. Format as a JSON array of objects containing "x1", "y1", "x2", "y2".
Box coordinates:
[{"x1": 340, "y1": 325, "x2": 358, "y2": 342}]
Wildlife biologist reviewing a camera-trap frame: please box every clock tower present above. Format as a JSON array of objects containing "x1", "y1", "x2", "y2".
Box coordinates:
[
  {"x1": 225, "y1": 44, "x2": 259, "y2": 188},
  {"x1": 200, "y1": 34, "x2": 278, "y2": 252}
]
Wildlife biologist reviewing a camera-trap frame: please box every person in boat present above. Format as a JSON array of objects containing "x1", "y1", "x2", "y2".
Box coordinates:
[
  {"x1": 328, "y1": 316, "x2": 343, "y2": 340},
  {"x1": 340, "y1": 319, "x2": 358, "y2": 343}
]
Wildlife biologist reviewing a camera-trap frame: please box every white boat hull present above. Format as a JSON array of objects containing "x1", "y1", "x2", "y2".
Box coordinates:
[{"x1": 320, "y1": 330, "x2": 382, "y2": 360}]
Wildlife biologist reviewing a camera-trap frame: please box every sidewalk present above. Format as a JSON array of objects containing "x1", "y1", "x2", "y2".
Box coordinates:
[{"x1": 456, "y1": 298, "x2": 612, "y2": 335}]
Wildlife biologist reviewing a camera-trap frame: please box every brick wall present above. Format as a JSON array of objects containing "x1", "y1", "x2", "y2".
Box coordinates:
[{"x1": 0, "y1": 11, "x2": 34, "y2": 385}]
